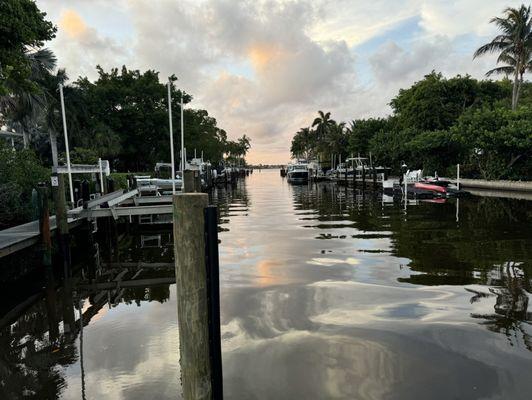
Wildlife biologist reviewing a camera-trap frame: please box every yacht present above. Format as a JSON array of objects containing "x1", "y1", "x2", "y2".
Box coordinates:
[{"x1": 286, "y1": 160, "x2": 309, "y2": 183}]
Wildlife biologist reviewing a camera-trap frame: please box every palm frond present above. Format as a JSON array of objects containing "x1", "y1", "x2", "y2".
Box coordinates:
[{"x1": 486, "y1": 65, "x2": 515, "y2": 76}]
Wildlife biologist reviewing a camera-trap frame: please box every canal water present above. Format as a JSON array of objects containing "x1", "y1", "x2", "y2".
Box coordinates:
[{"x1": 1, "y1": 169, "x2": 531, "y2": 399}]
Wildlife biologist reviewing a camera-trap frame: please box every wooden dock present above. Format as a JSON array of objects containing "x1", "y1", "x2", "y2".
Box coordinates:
[
  {"x1": 0, "y1": 189, "x2": 174, "y2": 259},
  {"x1": 0, "y1": 213, "x2": 83, "y2": 258}
]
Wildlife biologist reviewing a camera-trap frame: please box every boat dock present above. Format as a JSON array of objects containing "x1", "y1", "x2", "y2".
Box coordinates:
[{"x1": 0, "y1": 188, "x2": 173, "y2": 259}]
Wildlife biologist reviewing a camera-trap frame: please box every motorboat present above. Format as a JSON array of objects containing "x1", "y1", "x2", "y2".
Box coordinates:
[
  {"x1": 286, "y1": 160, "x2": 309, "y2": 183},
  {"x1": 383, "y1": 169, "x2": 469, "y2": 198}
]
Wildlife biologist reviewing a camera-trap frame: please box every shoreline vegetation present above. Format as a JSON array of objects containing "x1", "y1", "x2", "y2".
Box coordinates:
[
  {"x1": 0, "y1": 0, "x2": 250, "y2": 228},
  {"x1": 290, "y1": 6, "x2": 532, "y2": 182}
]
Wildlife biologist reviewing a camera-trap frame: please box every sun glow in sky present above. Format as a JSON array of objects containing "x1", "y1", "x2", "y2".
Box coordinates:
[{"x1": 37, "y1": 0, "x2": 519, "y2": 164}]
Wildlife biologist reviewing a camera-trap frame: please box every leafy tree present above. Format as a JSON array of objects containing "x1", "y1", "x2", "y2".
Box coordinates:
[
  {"x1": 346, "y1": 118, "x2": 389, "y2": 157},
  {"x1": 474, "y1": 5, "x2": 532, "y2": 109},
  {"x1": 290, "y1": 127, "x2": 315, "y2": 159},
  {"x1": 452, "y1": 106, "x2": 532, "y2": 179},
  {"x1": 0, "y1": 0, "x2": 56, "y2": 95},
  {"x1": 0, "y1": 142, "x2": 49, "y2": 228},
  {"x1": 390, "y1": 72, "x2": 509, "y2": 131},
  {"x1": 406, "y1": 130, "x2": 463, "y2": 175},
  {"x1": 368, "y1": 128, "x2": 413, "y2": 172}
]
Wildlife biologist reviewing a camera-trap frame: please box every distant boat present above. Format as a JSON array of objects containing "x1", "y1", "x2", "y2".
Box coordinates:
[
  {"x1": 286, "y1": 160, "x2": 309, "y2": 183},
  {"x1": 383, "y1": 169, "x2": 469, "y2": 198}
]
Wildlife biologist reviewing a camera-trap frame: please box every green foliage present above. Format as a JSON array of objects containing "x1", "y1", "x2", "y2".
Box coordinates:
[
  {"x1": 291, "y1": 73, "x2": 531, "y2": 179},
  {"x1": 369, "y1": 129, "x2": 412, "y2": 170},
  {"x1": 391, "y1": 72, "x2": 509, "y2": 131},
  {"x1": 70, "y1": 147, "x2": 100, "y2": 164},
  {"x1": 0, "y1": 143, "x2": 49, "y2": 228},
  {"x1": 46, "y1": 66, "x2": 249, "y2": 170},
  {"x1": 0, "y1": 0, "x2": 56, "y2": 95},
  {"x1": 347, "y1": 118, "x2": 389, "y2": 156},
  {"x1": 290, "y1": 127, "x2": 315, "y2": 159},
  {"x1": 452, "y1": 106, "x2": 532, "y2": 179}
]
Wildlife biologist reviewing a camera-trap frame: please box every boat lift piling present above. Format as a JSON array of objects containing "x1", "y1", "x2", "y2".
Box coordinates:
[
  {"x1": 36, "y1": 184, "x2": 52, "y2": 267},
  {"x1": 52, "y1": 173, "x2": 71, "y2": 274}
]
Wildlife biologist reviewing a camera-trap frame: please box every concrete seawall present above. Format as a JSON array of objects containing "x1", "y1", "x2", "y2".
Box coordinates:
[{"x1": 456, "y1": 178, "x2": 532, "y2": 193}]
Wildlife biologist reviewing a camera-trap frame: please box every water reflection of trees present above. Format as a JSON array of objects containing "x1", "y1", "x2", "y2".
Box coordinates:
[
  {"x1": 469, "y1": 262, "x2": 531, "y2": 350},
  {"x1": 291, "y1": 184, "x2": 532, "y2": 350}
]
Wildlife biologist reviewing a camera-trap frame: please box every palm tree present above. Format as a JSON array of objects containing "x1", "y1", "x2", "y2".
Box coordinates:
[
  {"x1": 325, "y1": 122, "x2": 347, "y2": 157},
  {"x1": 474, "y1": 5, "x2": 532, "y2": 110},
  {"x1": 311, "y1": 111, "x2": 336, "y2": 141},
  {"x1": 1, "y1": 48, "x2": 58, "y2": 148},
  {"x1": 290, "y1": 127, "x2": 314, "y2": 159},
  {"x1": 312, "y1": 111, "x2": 336, "y2": 161}
]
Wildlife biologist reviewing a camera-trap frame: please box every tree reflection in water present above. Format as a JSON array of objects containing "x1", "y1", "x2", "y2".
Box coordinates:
[{"x1": 291, "y1": 183, "x2": 532, "y2": 351}]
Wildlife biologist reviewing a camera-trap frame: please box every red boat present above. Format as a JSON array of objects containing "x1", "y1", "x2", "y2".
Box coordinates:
[{"x1": 414, "y1": 182, "x2": 447, "y2": 194}]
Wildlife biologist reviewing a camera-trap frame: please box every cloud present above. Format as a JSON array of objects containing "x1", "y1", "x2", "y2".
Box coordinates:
[
  {"x1": 48, "y1": 9, "x2": 129, "y2": 81},
  {"x1": 36, "y1": 0, "x2": 518, "y2": 163},
  {"x1": 59, "y1": 9, "x2": 87, "y2": 38}
]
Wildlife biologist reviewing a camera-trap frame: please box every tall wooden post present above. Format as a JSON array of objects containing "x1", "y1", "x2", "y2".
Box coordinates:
[
  {"x1": 52, "y1": 173, "x2": 71, "y2": 275},
  {"x1": 37, "y1": 184, "x2": 52, "y2": 267},
  {"x1": 173, "y1": 193, "x2": 213, "y2": 399}
]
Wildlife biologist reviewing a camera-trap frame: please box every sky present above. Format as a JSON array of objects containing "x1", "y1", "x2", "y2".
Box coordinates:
[{"x1": 36, "y1": 0, "x2": 522, "y2": 164}]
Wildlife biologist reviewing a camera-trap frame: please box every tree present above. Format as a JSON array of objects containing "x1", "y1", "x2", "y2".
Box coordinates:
[
  {"x1": 311, "y1": 111, "x2": 336, "y2": 141},
  {"x1": 311, "y1": 111, "x2": 336, "y2": 161},
  {"x1": 390, "y1": 72, "x2": 509, "y2": 131},
  {"x1": 0, "y1": 142, "x2": 48, "y2": 228},
  {"x1": 290, "y1": 127, "x2": 315, "y2": 159},
  {"x1": 346, "y1": 118, "x2": 389, "y2": 156},
  {"x1": 474, "y1": 5, "x2": 532, "y2": 110},
  {"x1": 0, "y1": 0, "x2": 56, "y2": 95},
  {"x1": 452, "y1": 106, "x2": 532, "y2": 179}
]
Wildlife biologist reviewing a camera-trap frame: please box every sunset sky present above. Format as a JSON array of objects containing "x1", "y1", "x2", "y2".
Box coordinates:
[{"x1": 37, "y1": 0, "x2": 520, "y2": 164}]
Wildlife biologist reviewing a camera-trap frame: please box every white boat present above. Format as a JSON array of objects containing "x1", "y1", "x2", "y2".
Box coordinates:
[{"x1": 286, "y1": 160, "x2": 309, "y2": 183}]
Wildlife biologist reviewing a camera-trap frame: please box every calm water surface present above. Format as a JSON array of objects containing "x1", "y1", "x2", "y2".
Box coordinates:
[{"x1": 1, "y1": 169, "x2": 531, "y2": 399}]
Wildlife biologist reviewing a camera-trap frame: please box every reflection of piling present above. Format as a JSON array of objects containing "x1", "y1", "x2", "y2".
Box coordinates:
[{"x1": 173, "y1": 193, "x2": 213, "y2": 399}]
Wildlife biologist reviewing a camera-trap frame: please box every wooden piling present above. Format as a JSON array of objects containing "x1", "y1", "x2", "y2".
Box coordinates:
[
  {"x1": 52, "y1": 173, "x2": 71, "y2": 274},
  {"x1": 184, "y1": 170, "x2": 196, "y2": 193},
  {"x1": 173, "y1": 193, "x2": 213, "y2": 399},
  {"x1": 37, "y1": 184, "x2": 52, "y2": 267}
]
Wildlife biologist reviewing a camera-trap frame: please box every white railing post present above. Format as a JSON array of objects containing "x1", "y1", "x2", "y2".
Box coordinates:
[{"x1": 59, "y1": 84, "x2": 74, "y2": 204}]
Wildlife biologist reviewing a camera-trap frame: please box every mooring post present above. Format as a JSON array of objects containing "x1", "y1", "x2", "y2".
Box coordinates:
[
  {"x1": 184, "y1": 170, "x2": 196, "y2": 193},
  {"x1": 173, "y1": 193, "x2": 214, "y2": 399},
  {"x1": 204, "y1": 206, "x2": 223, "y2": 399},
  {"x1": 37, "y1": 184, "x2": 52, "y2": 267},
  {"x1": 52, "y1": 173, "x2": 71, "y2": 275}
]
